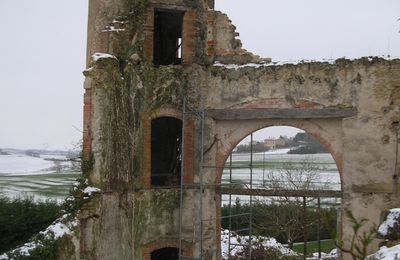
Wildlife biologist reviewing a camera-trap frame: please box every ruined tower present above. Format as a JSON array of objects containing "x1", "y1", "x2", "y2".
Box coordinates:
[{"x1": 74, "y1": 0, "x2": 400, "y2": 259}]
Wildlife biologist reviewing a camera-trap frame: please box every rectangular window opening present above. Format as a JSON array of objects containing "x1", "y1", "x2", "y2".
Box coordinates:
[{"x1": 153, "y1": 10, "x2": 184, "y2": 65}]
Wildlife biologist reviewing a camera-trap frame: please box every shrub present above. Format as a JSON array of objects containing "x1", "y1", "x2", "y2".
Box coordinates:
[{"x1": 0, "y1": 195, "x2": 61, "y2": 254}]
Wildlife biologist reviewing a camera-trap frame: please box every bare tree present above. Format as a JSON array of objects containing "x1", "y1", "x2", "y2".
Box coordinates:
[{"x1": 254, "y1": 157, "x2": 333, "y2": 249}]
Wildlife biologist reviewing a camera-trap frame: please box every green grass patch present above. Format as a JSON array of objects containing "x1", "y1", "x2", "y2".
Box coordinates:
[
  {"x1": 0, "y1": 171, "x2": 81, "y2": 201},
  {"x1": 292, "y1": 239, "x2": 336, "y2": 255}
]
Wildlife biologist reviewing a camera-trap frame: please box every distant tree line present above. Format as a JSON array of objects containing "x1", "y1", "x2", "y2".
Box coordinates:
[
  {"x1": 236, "y1": 142, "x2": 271, "y2": 153},
  {"x1": 0, "y1": 148, "x2": 10, "y2": 155},
  {"x1": 234, "y1": 132, "x2": 328, "y2": 154},
  {"x1": 235, "y1": 136, "x2": 292, "y2": 153},
  {"x1": 288, "y1": 133, "x2": 328, "y2": 154}
]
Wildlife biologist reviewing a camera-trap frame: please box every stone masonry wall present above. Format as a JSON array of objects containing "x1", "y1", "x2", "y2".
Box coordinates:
[{"x1": 71, "y1": 0, "x2": 400, "y2": 259}]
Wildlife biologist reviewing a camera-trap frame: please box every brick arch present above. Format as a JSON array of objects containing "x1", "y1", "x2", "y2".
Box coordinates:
[
  {"x1": 214, "y1": 121, "x2": 343, "y2": 187},
  {"x1": 212, "y1": 118, "x2": 344, "y2": 258},
  {"x1": 142, "y1": 239, "x2": 193, "y2": 260},
  {"x1": 211, "y1": 97, "x2": 344, "y2": 186}
]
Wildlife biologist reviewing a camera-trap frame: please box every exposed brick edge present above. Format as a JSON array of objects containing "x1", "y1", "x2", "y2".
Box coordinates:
[{"x1": 182, "y1": 9, "x2": 197, "y2": 65}]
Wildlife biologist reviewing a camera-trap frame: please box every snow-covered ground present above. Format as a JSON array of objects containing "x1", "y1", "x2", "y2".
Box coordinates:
[
  {"x1": 221, "y1": 229, "x2": 337, "y2": 259},
  {"x1": 220, "y1": 229, "x2": 299, "y2": 259},
  {"x1": 0, "y1": 152, "x2": 80, "y2": 201},
  {"x1": 0, "y1": 154, "x2": 55, "y2": 174},
  {"x1": 367, "y1": 244, "x2": 400, "y2": 260},
  {"x1": 0, "y1": 213, "x2": 79, "y2": 259},
  {"x1": 0, "y1": 153, "x2": 72, "y2": 175},
  {"x1": 366, "y1": 208, "x2": 400, "y2": 260},
  {"x1": 378, "y1": 208, "x2": 400, "y2": 237}
]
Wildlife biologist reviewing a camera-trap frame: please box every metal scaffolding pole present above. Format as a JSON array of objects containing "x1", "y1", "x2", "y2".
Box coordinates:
[
  {"x1": 228, "y1": 154, "x2": 233, "y2": 259},
  {"x1": 262, "y1": 151, "x2": 265, "y2": 186},
  {"x1": 199, "y1": 110, "x2": 205, "y2": 259},
  {"x1": 179, "y1": 99, "x2": 205, "y2": 260},
  {"x1": 249, "y1": 133, "x2": 253, "y2": 260},
  {"x1": 179, "y1": 99, "x2": 187, "y2": 260}
]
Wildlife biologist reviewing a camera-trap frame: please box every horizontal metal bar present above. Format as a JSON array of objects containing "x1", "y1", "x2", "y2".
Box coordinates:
[
  {"x1": 221, "y1": 188, "x2": 342, "y2": 198},
  {"x1": 220, "y1": 213, "x2": 251, "y2": 219},
  {"x1": 228, "y1": 243, "x2": 250, "y2": 246},
  {"x1": 233, "y1": 228, "x2": 251, "y2": 233}
]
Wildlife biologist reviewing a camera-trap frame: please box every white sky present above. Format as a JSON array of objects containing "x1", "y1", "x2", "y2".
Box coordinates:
[{"x1": 0, "y1": 1, "x2": 399, "y2": 150}]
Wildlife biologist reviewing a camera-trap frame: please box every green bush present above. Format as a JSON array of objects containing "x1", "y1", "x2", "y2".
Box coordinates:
[
  {"x1": 0, "y1": 195, "x2": 61, "y2": 254},
  {"x1": 221, "y1": 200, "x2": 337, "y2": 245},
  {"x1": 231, "y1": 239, "x2": 302, "y2": 260},
  {"x1": 4, "y1": 237, "x2": 58, "y2": 260}
]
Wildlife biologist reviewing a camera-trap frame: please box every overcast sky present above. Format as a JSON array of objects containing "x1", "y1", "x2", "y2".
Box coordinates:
[{"x1": 0, "y1": 1, "x2": 399, "y2": 150}]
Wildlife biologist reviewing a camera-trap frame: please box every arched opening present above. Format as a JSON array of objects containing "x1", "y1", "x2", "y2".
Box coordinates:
[
  {"x1": 151, "y1": 117, "x2": 182, "y2": 186},
  {"x1": 151, "y1": 247, "x2": 179, "y2": 260},
  {"x1": 220, "y1": 126, "x2": 341, "y2": 259}
]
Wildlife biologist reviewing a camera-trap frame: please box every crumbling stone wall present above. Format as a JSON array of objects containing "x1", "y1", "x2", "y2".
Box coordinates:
[{"x1": 65, "y1": 0, "x2": 400, "y2": 259}]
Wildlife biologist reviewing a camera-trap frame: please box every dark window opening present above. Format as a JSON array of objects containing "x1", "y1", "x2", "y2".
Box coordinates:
[
  {"x1": 153, "y1": 10, "x2": 184, "y2": 65},
  {"x1": 151, "y1": 117, "x2": 182, "y2": 186},
  {"x1": 151, "y1": 247, "x2": 179, "y2": 260}
]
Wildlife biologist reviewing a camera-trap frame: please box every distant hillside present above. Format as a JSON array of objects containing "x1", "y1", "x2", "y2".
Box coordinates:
[{"x1": 0, "y1": 148, "x2": 77, "y2": 156}]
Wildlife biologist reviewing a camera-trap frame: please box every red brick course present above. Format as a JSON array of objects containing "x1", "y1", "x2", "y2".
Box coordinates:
[
  {"x1": 182, "y1": 10, "x2": 197, "y2": 65},
  {"x1": 82, "y1": 88, "x2": 93, "y2": 160},
  {"x1": 143, "y1": 8, "x2": 155, "y2": 63}
]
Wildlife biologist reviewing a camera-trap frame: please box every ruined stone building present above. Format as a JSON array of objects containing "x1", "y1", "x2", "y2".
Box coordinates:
[{"x1": 68, "y1": 0, "x2": 400, "y2": 259}]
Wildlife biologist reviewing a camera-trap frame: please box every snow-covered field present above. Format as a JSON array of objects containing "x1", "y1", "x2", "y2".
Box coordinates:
[
  {"x1": 0, "y1": 153, "x2": 80, "y2": 201},
  {"x1": 0, "y1": 154, "x2": 56, "y2": 174},
  {"x1": 222, "y1": 149, "x2": 340, "y2": 205},
  {"x1": 0, "y1": 153, "x2": 73, "y2": 175}
]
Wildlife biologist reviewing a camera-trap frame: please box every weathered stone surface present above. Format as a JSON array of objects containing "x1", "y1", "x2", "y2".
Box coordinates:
[{"x1": 64, "y1": 0, "x2": 400, "y2": 259}]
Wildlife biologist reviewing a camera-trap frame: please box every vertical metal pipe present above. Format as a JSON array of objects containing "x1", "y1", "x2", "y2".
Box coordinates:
[
  {"x1": 228, "y1": 154, "x2": 233, "y2": 260},
  {"x1": 336, "y1": 206, "x2": 342, "y2": 259},
  {"x1": 317, "y1": 196, "x2": 321, "y2": 259},
  {"x1": 303, "y1": 196, "x2": 307, "y2": 257},
  {"x1": 199, "y1": 110, "x2": 205, "y2": 259},
  {"x1": 262, "y1": 151, "x2": 265, "y2": 187},
  {"x1": 249, "y1": 133, "x2": 253, "y2": 260},
  {"x1": 179, "y1": 99, "x2": 187, "y2": 260}
]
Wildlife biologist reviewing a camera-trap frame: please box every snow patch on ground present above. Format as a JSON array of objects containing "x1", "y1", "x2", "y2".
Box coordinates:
[
  {"x1": 307, "y1": 248, "x2": 337, "y2": 260},
  {"x1": 366, "y1": 244, "x2": 400, "y2": 260},
  {"x1": 0, "y1": 214, "x2": 78, "y2": 259},
  {"x1": 0, "y1": 153, "x2": 72, "y2": 174},
  {"x1": 220, "y1": 229, "x2": 299, "y2": 259},
  {"x1": 378, "y1": 208, "x2": 400, "y2": 236},
  {"x1": 0, "y1": 154, "x2": 54, "y2": 174},
  {"x1": 41, "y1": 222, "x2": 71, "y2": 239}
]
